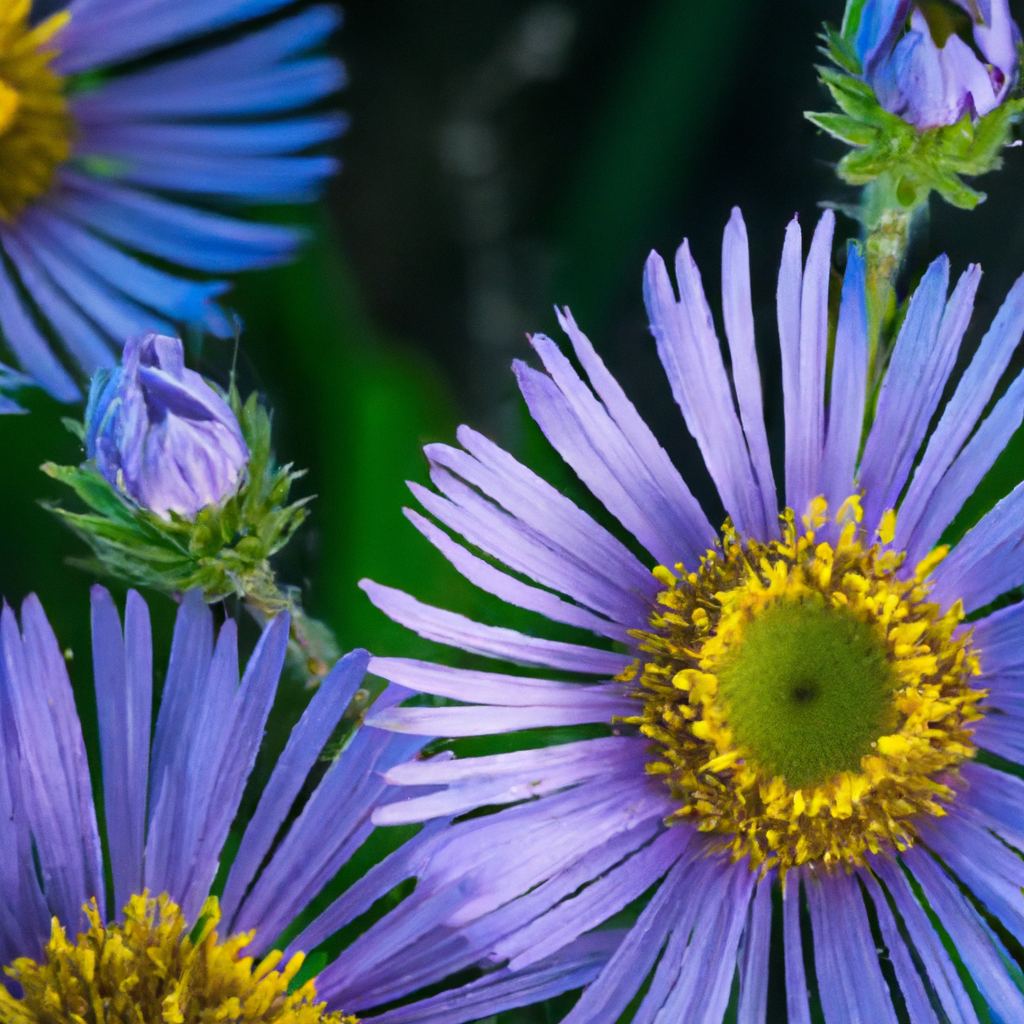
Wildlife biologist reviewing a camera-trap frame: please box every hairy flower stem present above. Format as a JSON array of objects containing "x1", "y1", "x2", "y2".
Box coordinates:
[
  {"x1": 243, "y1": 577, "x2": 344, "y2": 689},
  {"x1": 864, "y1": 207, "x2": 910, "y2": 380},
  {"x1": 861, "y1": 176, "x2": 919, "y2": 390}
]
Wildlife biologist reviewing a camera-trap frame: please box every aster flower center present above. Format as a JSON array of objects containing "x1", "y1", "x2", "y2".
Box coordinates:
[
  {"x1": 0, "y1": 893, "x2": 354, "y2": 1024},
  {"x1": 625, "y1": 496, "x2": 986, "y2": 872},
  {"x1": 0, "y1": 1, "x2": 72, "y2": 221}
]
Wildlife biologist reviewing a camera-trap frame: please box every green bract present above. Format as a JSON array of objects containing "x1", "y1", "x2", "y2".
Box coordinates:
[{"x1": 807, "y1": 26, "x2": 1024, "y2": 216}]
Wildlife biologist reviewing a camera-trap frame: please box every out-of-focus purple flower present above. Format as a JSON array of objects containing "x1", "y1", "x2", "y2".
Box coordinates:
[
  {"x1": 84, "y1": 332, "x2": 248, "y2": 520},
  {"x1": 854, "y1": 0, "x2": 1020, "y2": 129}
]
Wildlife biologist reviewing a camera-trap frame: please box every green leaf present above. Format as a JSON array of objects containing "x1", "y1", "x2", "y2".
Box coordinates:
[
  {"x1": 41, "y1": 463, "x2": 137, "y2": 523},
  {"x1": 805, "y1": 110, "x2": 878, "y2": 146},
  {"x1": 929, "y1": 171, "x2": 985, "y2": 209}
]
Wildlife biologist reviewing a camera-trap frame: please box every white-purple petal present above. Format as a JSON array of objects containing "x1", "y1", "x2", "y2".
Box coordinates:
[
  {"x1": 819, "y1": 243, "x2": 867, "y2": 513},
  {"x1": 328, "y1": 812, "x2": 666, "y2": 1010},
  {"x1": 970, "y1": 598, "x2": 1024, "y2": 677},
  {"x1": 860, "y1": 255, "x2": 954, "y2": 532},
  {"x1": 285, "y1": 817, "x2": 452, "y2": 963},
  {"x1": 219, "y1": 647, "x2": 370, "y2": 925},
  {"x1": 368, "y1": 655, "x2": 627, "y2": 709},
  {"x1": 525, "y1": 330, "x2": 713, "y2": 568},
  {"x1": 648, "y1": 855, "x2": 755, "y2": 1024},
  {"x1": 429, "y1": 429, "x2": 658, "y2": 602},
  {"x1": 721, "y1": 208, "x2": 779, "y2": 532},
  {"x1": 230, "y1": 720, "x2": 425, "y2": 949},
  {"x1": 644, "y1": 240, "x2": 768, "y2": 541},
  {"x1": 0, "y1": 225, "x2": 115, "y2": 375},
  {"x1": 368, "y1": 931, "x2": 622, "y2": 1024},
  {"x1": 556, "y1": 306, "x2": 718, "y2": 557},
  {"x1": 788, "y1": 210, "x2": 834, "y2": 519},
  {"x1": 736, "y1": 875, "x2": 773, "y2": 1024},
  {"x1": 367, "y1": 701, "x2": 633, "y2": 737},
  {"x1": 922, "y1": 813, "x2": 1024, "y2": 938},
  {"x1": 0, "y1": 599, "x2": 104, "y2": 933},
  {"x1": 515, "y1": 359, "x2": 691, "y2": 569},
  {"x1": 497, "y1": 828, "x2": 688, "y2": 969},
  {"x1": 52, "y1": 171, "x2": 302, "y2": 273},
  {"x1": 931, "y1": 477, "x2": 1024, "y2": 613},
  {"x1": 0, "y1": 252, "x2": 81, "y2": 402},
  {"x1": 421, "y1": 464, "x2": 648, "y2": 624},
  {"x1": 901, "y1": 847, "x2": 1024, "y2": 1021},
  {"x1": 783, "y1": 871, "x2": 812, "y2": 1024},
  {"x1": 57, "y1": 0, "x2": 303, "y2": 73},
  {"x1": 857, "y1": 869, "x2": 940, "y2": 1024},
  {"x1": 559, "y1": 852, "x2": 696, "y2": 1024},
  {"x1": 870, "y1": 857, "x2": 979, "y2": 1024},
  {"x1": 359, "y1": 580, "x2": 632, "y2": 675},
  {"x1": 90, "y1": 586, "x2": 152, "y2": 915},
  {"x1": 805, "y1": 869, "x2": 899, "y2": 1024},
  {"x1": 407, "y1": 507, "x2": 628, "y2": 639}
]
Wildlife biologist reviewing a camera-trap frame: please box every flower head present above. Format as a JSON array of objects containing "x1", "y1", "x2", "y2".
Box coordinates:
[
  {"x1": 809, "y1": 0, "x2": 1024, "y2": 212},
  {"x1": 0, "y1": 586, "x2": 584, "y2": 1024},
  {"x1": 85, "y1": 332, "x2": 248, "y2": 520},
  {"x1": 855, "y1": 0, "x2": 1020, "y2": 129},
  {"x1": 0, "y1": 0, "x2": 346, "y2": 406},
  {"x1": 359, "y1": 207, "x2": 1024, "y2": 1021}
]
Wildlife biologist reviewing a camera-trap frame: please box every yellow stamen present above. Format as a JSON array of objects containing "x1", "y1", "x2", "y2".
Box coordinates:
[
  {"x1": 0, "y1": 0, "x2": 73, "y2": 220},
  {"x1": 0, "y1": 893, "x2": 356, "y2": 1024},
  {"x1": 622, "y1": 498, "x2": 986, "y2": 875}
]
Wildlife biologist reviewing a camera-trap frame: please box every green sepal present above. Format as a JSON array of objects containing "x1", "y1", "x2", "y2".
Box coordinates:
[
  {"x1": 821, "y1": 25, "x2": 863, "y2": 77},
  {"x1": 805, "y1": 111, "x2": 879, "y2": 147},
  {"x1": 807, "y1": 27, "x2": 1024, "y2": 215}
]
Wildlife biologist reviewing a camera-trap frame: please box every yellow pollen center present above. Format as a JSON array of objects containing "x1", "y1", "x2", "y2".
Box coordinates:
[
  {"x1": 0, "y1": 893, "x2": 355, "y2": 1024},
  {"x1": 0, "y1": 1, "x2": 73, "y2": 220},
  {"x1": 622, "y1": 495, "x2": 986, "y2": 873}
]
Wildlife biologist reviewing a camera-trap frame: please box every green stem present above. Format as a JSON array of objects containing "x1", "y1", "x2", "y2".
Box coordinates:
[
  {"x1": 861, "y1": 177, "x2": 915, "y2": 388},
  {"x1": 243, "y1": 574, "x2": 343, "y2": 688}
]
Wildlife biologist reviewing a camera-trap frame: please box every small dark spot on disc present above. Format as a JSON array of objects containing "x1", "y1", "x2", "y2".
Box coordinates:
[{"x1": 791, "y1": 682, "x2": 817, "y2": 704}]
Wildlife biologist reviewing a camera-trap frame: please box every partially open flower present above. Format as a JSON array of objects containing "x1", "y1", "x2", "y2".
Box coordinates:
[
  {"x1": 85, "y1": 332, "x2": 248, "y2": 520},
  {"x1": 855, "y1": 0, "x2": 1020, "y2": 129}
]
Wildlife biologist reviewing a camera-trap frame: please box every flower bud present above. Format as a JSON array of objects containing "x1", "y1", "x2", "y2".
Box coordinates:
[
  {"x1": 85, "y1": 333, "x2": 248, "y2": 520},
  {"x1": 854, "y1": 0, "x2": 1020, "y2": 130}
]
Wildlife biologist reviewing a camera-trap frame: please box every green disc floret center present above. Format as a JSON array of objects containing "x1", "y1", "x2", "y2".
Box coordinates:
[{"x1": 716, "y1": 599, "x2": 897, "y2": 790}]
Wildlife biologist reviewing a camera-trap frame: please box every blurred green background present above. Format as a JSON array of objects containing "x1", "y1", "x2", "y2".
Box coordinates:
[{"x1": 6, "y1": 0, "x2": 1024, "y2": 1018}]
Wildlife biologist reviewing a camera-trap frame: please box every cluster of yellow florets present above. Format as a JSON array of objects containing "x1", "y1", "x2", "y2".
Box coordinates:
[
  {"x1": 0, "y1": 0, "x2": 72, "y2": 220},
  {"x1": 0, "y1": 893, "x2": 355, "y2": 1024},
  {"x1": 623, "y1": 496, "x2": 986, "y2": 873}
]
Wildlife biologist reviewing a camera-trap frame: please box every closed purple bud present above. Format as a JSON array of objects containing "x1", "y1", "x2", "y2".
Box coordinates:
[
  {"x1": 855, "y1": 0, "x2": 1020, "y2": 130},
  {"x1": 85, "y1": 333, "x2": 249, "y2": 520}
]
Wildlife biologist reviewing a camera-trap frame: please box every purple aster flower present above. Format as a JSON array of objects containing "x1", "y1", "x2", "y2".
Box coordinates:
[
  {"x1": 84, "y1": 332, "x2": 249, "y2": 519},
  {"x1": 357, "y1": 206, "x2": 1024, "y2": 1021},
  {"x1": 854, "y1": 0, "x2": 1020, "y2": 129},
  {"x1": 0, "y1": 585, "x2": 612, "y2": 1023},
  {"x1": 0, "y1": 0, "x2": 345, "y2": 407}
]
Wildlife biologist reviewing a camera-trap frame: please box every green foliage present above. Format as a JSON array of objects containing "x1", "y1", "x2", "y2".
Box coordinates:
[
  {"x1": 806, "y1": 26, "x2": 1024, "y2": 217},
  {"x1": 42, "y1": 385, "x2": 309, "y2": 605}
]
